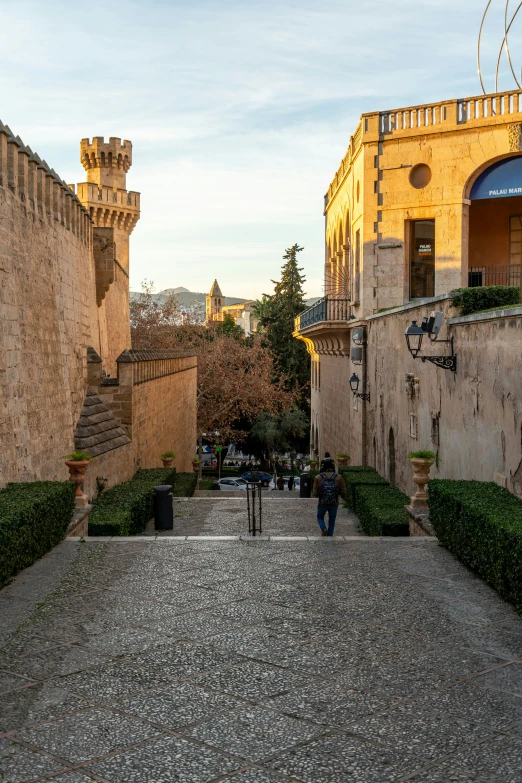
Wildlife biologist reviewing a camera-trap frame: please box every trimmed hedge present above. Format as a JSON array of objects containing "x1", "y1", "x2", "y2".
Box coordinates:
[
  {"x1": 339, "y1": 466, "x2": 388, "y2": 510},
  {"x1": 89, "y1": 468, "x2": 176, "y2": 536},
  {"x1": 429, "y1": 479, "x2": 522, "y2": 609},
  {"x1": 0, "y1": 481, "x2": 75, "y2": 586},
  {"x1": 173, "y1": 472, "x2": 198, "y2": 497},
  {"x1": 451, "y1": 285, "x2": 520, "y2": 316},
  {"x1": 354, "y1": 484, "x2": 410, "y2": 536},
  {"x1": 88, "y1": 468, "x2": 198, "y2": 536}
]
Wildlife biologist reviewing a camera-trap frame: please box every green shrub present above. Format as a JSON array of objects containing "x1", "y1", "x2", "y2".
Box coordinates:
[
  {"x1": 172, "y1": 472, "x2": 198, "y2": 497},
  {"x1": 89, "y1": 468, "x2": 176, "y2": 536},
  {"x1": 429, "y1": 479, "x2": 522, "y2": 610},
  {"x1": 354, "y1": 484, "x2": 410, "y2": 536},
  {"x1": 339, "y1": 467, "x2": 388, "y2": 510},
  {"x1": 450, "y1": 286, "x2": 520, "y2": 316},
  {"x1": 408, "y1": 450, "x2": 437, "y2": 460},
  {"x1": 0, "y1": 481, "x2": 75, "y2": 586},
  {"x1": 198, "y1": 479, "x2": 213, "y2": 490}
]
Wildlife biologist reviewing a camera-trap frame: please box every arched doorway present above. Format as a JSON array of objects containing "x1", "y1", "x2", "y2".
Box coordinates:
[
  {"x1": 468, "y1": 155, "x2": 522, "y2": 286},
  {"x1": 388, "y1": 428, "x2": 396, "y2": 486}
]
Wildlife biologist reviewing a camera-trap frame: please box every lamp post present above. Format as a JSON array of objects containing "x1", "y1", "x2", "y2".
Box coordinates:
[{"x1": 349, "y1": 373, "x2": 370, "y2": 402}]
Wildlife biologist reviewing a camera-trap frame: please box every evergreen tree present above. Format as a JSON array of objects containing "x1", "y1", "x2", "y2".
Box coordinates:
[{"x1": 259, "y1": 244, "x2": 310, "y2": 395}]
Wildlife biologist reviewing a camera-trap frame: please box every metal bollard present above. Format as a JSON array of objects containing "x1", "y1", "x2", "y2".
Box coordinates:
[
  {"x1": 246, "y1": 481, "x2": 262, "y2": 536},
  {"x1": 153, "y1": 485, "x2": 173, "y2": 530}
]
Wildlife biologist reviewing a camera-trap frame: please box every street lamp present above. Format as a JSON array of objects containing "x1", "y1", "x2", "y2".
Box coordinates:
[
  {"x1": 404, "y1": 320, "x2": 425, "y2": 359},
  {"x1": 349, "y1": 373, "x2": 370, "y2": 402},
  {"x1": 404, "y1": 319, "x2": 457, "y2": 372}
]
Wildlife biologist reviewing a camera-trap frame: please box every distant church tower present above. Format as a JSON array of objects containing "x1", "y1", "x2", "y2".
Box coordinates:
[{"x1": 206, "y1": 280, "x2": 224, "y2": 321}]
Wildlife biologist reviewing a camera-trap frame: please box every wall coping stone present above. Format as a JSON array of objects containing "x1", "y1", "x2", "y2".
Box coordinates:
[
  {"x1": 116, "y1": 348, "x2": 196, "y2": 362},
  {"x1": 366, "y1": 293, "x2": 454, "y2": 321},
  {"x1": 448, "y1": 306, "x2": 522, "y2": 325}
]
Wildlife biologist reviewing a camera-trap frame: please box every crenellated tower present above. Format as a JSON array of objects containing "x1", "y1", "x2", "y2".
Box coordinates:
[
  {"x1": 76, "y1": 136, "x2": 141, "y2": 374},
  {"x1": 77, "y1": 137, "x2": 140, "y2": 274}
]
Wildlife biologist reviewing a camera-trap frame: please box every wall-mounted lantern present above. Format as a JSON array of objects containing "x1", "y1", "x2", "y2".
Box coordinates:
[
  {"x1": 349, "y1": 373, "x2": 370, "y2": 402},
  {"x1": 404, "y1": 314, "x2": 457, "y2": 372}
]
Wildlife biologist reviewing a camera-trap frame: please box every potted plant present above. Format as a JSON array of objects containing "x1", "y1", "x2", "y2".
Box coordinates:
[
  {"x1": 408, "y1": 450, "x2": 436, "y2": 509},
  {"x1": 160, "y1": 450, "x2": 176, "y2": 468},
  {"x1": 337, "y1": 452, "x2": 351, "y2": 468},
  {"x1": 63, "y1": 451, "x2": 92, "y2": 505},
  {"x1": 191, "y1": 458, "x2": 202, "y2": 473},
  {"x1": 307, "y1": 458, "x2": 318, "y2": 470}
]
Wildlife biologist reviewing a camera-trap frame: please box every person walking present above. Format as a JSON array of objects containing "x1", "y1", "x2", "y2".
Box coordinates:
[
  {"x1": 276, "y1": 475, "x2": 285, "y2": 491},
  {"x1": 288, "y1": 475, "x2": 295, "y2": 491},
  {"x1": 312, "y1": 458, "x2": 346, "y2": 537},
  {"x1": 319, "y1": 451, "x2": 332, "y2": 472}
]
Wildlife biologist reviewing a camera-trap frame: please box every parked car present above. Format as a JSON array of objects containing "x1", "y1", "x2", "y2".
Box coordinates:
[
  {"x1": 269, "y1": 476, "x2": 301, "y2": 490},
  {"x1": 241, "y1": 471, "x2": 272, "y2": 487},
  {"x1": 212, "y1": 478, "x2": 247, "y2": 490}
]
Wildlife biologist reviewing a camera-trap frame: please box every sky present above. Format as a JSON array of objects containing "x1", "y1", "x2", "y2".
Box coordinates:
[{"x1": 1, "y1": 0, "x2": 520, "y2": 299}]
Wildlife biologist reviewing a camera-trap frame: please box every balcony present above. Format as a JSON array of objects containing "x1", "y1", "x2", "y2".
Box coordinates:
[
  {"x1": 468, "y1": 265, "x2": 521, "y2": 288},
  {"x1": 294, "y1": 297, "x2": 351, "y2": 332}
]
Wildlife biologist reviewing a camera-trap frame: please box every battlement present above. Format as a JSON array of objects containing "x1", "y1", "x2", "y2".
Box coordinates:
[
  {"x1": 81, "y1": 137, "x2": 132, "y2": 189},
  {"x1": 0, "y1": 120, "x2": 92, "y2": 247}
]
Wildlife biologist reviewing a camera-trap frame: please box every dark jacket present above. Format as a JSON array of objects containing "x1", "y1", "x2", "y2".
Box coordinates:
[{"x1": 312, "y1": 472, "x2": 346, "y2": 506}]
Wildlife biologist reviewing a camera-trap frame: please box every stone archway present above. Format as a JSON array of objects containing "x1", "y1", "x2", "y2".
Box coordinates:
[{"x1": 468, "y1": 155, "x2": 522, "y2": 286}]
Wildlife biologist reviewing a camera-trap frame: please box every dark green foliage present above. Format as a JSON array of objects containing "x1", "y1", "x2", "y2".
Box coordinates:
[
  {"x1": 0, "y1": 481, "x2": 75, "y2": 586},
  {"x1": 429, "y1": 479, "x2": 522, "y2": 610},
  {"x1": 172, "y1": 472, "x2": 198, "y2": 497},
  {"x1": 215, "y1": 312, "x2": 244, "y2": 339},
  {"x1": 354, "y1": 484, "x2": 410, "y2": 536},
  {"x1": 89, "y1": 468, "x2": 176, "y2": 536},
  {"x1": 255, "y1": 244, "x2": 310, "y2": 395},
  {"x1": 450, "y1": 286, "x2": 519, "y2": 316},
  {"x1": 338, "y1": 466, "x2": 387, "y2": 510}
]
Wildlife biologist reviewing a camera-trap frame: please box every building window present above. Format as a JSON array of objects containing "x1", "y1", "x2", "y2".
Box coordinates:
[{"x1": 409, "y1": 219, "x2": 435, "y2": 299}]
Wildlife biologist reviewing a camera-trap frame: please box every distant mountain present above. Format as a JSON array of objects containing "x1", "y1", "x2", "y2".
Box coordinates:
[{"x1": 130, "y1": 288, "x2": 321, "y2": 309}]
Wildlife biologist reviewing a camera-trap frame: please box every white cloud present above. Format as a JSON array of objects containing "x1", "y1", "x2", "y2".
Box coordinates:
[{"x1": 1, "y1": 0, "x2": 517, "y2": 297}]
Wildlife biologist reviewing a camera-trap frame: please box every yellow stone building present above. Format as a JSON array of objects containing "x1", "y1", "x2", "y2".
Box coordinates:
[
  {"x1": 294, "y1": 88, "x2": 522, "y2": 496},
  {"x1": 316, "y1": 89, "x2": 522, "y2": 320}
]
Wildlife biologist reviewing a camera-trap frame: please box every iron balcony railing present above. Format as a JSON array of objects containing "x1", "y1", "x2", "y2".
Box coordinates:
[
  {"x1": 468, "y1": 265, "x2": 522, "y2": 288},
  {"x1": 294, "y1": 297, "x2": 351, "y2": 331}
]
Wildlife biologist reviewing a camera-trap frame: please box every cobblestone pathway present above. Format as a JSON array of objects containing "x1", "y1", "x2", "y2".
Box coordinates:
[
  {"x1": 1, "y1": 499, "x2": 522, "y2": 781},
  {"x1": 150, "y1": 497, "x2": 361, "y2": 537}
]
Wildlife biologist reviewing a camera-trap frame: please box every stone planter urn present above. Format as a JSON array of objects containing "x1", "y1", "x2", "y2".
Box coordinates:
[
  {"x1": 410, "y1": 458, "x2": 434, "y2": 509},
  {"x1": 65, "y1": 460, "x2": 89, "y2": 507},
  {"x1": 337, "y1": 456, "x2": 350, "y2": 468},
  {"x1": 192, "y1": 461, "x2": 201, "y2": 473},
  {"x1": 309, "y1": 460, "x2": 318, "y2": 470},
  {"x1": 161, "y1": 457, "x2": 174, "y2": 468}
]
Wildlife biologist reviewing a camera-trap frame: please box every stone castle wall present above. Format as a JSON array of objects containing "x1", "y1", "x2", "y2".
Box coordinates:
[
  {"x1": 312, "y1": 300, "x2": 522, "y2": 499},
  {"x1": 130, "y1": 359, "x2": 197, "y2": 473},
  {"x1": 366, "y1": 299, "x2": 522, "y2": 498},
  {"x1": 0, "y1": 133, "x2": 99, "y2": 485},
  {"x1": 0, "y1": 126, "x2": 198, "y2": 496}
]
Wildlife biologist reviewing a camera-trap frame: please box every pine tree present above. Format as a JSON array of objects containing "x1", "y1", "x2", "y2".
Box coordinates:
[{"x1": 260, "y1": 244, "x2": 310, "y2": 395}]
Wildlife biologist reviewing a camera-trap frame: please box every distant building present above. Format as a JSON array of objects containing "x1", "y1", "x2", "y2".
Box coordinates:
[{"x1": 206, "y1": 280, "x2": 259, "y2": 335}]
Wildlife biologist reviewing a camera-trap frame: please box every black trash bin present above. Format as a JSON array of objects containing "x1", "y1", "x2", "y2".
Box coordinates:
[
  {"x1": 300, "y1": 472, "x2": 312, "y2": 498},
  {"x1": 153, "y1": 485, "x2": 173, "y2": 530}
]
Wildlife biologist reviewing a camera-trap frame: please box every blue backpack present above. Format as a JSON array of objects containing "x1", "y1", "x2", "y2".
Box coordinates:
[{"x1": 319, "y1": 472, "x2": 339, "y2": 506}]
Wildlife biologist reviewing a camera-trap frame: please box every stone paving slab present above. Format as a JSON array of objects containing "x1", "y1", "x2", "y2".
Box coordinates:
[{"x1": 1, "y1": 497, "x2": 522, "y2": 782}]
